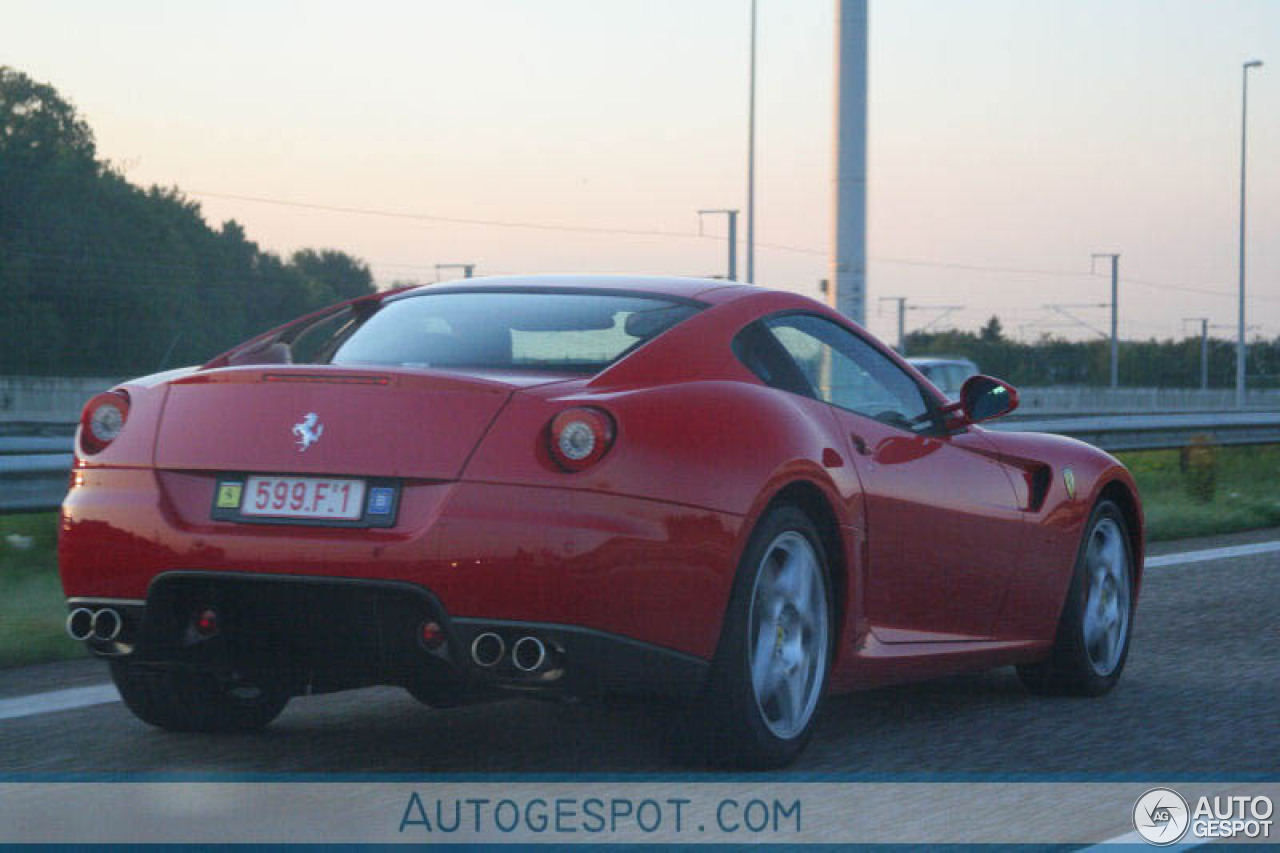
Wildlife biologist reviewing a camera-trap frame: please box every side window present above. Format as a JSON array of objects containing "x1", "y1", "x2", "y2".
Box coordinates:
[
  {"x1": 761, "y1": 314, "x2": 935, "y2": 432},
  {"x1": 731, "y1": 322, "x2": 815, "y2": 397}
]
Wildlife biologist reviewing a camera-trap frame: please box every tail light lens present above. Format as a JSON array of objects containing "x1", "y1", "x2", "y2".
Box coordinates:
[
  {"x1": 79, "y1": 391, "x2": 130, "y2": 454},
  {"x1": 548, "y1": 407, "x2": 615, "y2": 471}
]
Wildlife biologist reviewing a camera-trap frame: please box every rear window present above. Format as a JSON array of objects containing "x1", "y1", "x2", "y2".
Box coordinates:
[{"x1": 322, "y1": 291, "x2": 700, "y2": 374}]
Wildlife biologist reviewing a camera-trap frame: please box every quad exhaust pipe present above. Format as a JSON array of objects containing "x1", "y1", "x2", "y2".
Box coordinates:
[
  {"x1": 470, "y1": 632, "x2": 505, "y2": 668},
  {"x1": 511, "y1": 636, "x2": 547, "y2": 673},
  {"x1": 66, "y1": 608, "x2": 95, "y2": 641},
  {"x1": 65, "y1": 607, "x2": 123, "y2": 642},
  {"x1": 469, "y1": 632, "x2": 553, "y2": 673},
  {"x1": 92, "y1": 608, "x2": 122, "y2": 641}
]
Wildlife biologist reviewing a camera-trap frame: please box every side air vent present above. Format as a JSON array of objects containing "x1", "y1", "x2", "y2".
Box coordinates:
[{"x1": 1027, "y1": 465, "x2": 1052, "y2": 513}]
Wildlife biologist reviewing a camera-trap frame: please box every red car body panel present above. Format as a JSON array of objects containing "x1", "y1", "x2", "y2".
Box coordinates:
[
  {"x1": 59, "y1": 275, "x2": 1143, "y2": 697},
  {"x1": 156, "y1": 369, "x2": 512, "y2": 480}
]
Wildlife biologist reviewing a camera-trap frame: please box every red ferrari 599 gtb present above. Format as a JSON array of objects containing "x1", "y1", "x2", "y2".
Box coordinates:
[{"x1": 60, "y1": 276, "x2": 1143, "y2": 767}]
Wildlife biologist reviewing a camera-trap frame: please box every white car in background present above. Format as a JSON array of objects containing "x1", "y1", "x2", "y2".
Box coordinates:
[{"x1": 907, "y1": 357, "x2": 979, "y2": 398}]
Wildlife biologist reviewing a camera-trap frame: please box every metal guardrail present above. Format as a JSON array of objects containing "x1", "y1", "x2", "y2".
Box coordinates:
[
  {"x1": 0, "y1": 426, "x2": 75, "y2": 514},
  {"x1": 3, "y1": 412, "x2": 1279, "y2": 514},
  {"x1": 986, "y1": 411, "x2": 1280, "y2": 451}
]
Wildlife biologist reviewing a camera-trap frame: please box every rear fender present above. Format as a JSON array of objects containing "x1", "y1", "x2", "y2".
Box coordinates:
[
  {"x1": 733, "y1": 466, "x2": 864, "y2": 674},
  {"x1": 465, "y1": 379, "x2": 863, "y2": 661},
  {"x1": 463, "y1": 379, "x2": 852, "y2": 518}
]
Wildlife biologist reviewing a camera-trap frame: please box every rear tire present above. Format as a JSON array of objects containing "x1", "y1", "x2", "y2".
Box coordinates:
[
  {"x1": 1018, "y1": 498, "x2": 1135, "y2": 696},
  {"x1": 690, "y1": 504, "x2": 832, "y2": 768},
  {"x1": 110, "y1": 660, "x2": 289, "y2": 732}
]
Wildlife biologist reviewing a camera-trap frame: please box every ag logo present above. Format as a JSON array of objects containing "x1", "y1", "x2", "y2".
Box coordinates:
[
  {"x1": 1063, "y1": 467, "x2": 1076, "y2": 500},
  {"x1": 1133, "y1": 787, "x2": 1190, "y2": 845}
]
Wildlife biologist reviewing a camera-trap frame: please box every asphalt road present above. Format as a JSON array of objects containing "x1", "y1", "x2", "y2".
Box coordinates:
[{"x1": 1, "y1": 530, "x2": 1276, "y2": 776}]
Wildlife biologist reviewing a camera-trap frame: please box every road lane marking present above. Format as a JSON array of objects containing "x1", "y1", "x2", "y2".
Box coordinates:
[
  {"x1": 1147, "y1": 540, "x2": 1280, "y2": 568},
  {"x1": 2, "y1": 539, "x2": 1276, "y2": 722},
  {"x1": 0, "y1": 685, "x2": 119, "y2": 722}
]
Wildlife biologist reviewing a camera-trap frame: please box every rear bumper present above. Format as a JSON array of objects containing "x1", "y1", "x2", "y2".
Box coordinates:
[
  {"x1": 69, "y1": 572, "x2": 709, "y2": 701},
  {"x1": 60, "y1": 469, "x2": 742, "y2": 666}
]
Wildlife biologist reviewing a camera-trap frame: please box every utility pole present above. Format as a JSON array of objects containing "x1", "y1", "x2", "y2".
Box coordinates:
[
  {"x1": 697, "y1": 209, "x2": 739, "y2": 281},
  {"x1": 831, "y1": 0, "x2": 868, "y2": 322},
  {"x1": 877, "y1": 297, "x2": 963, "y2": 354},
  {"x1": 745, "y1": 0, "x2": 757, "y2": 284},
  {"x1": 1184, "y1": 318, "x2": 1211, "y2": 390},
  {"x1": 1092, "y1": 253, "x2": 1120, "y2": 388},
  {"x1": 1238, "y1": 60, "x2": 1264, "y2": 408},
  {"x1": 435, "y1": 263, "x2": 475, "y2": 280},
  {"x1": 879, "y1": 297, "x2": 907, "y2": 353}
]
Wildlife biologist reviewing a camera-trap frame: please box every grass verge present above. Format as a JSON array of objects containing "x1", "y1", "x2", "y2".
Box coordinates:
[
  {"x1": 1116, "y1": 444, "x2": 1280, "y2": 542},
  {"x1": 0, "y1": 512, "x2": 84, "y2": 668},
  {"x1": 2, "y1": 443, "x2": 1278, "y2": 668}
]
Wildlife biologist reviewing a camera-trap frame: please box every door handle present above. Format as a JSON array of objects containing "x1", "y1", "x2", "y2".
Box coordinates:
[{"x1": 850, "y1": 433, "x2": 871, "y2": 456}]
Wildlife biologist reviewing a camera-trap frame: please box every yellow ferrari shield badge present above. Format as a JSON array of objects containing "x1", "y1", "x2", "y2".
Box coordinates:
[
  {"x1": 1063, "y1": 468, "x2": 1076, "y2": 500},
  {"x1": 216, "y1": 483, "x2": 243, "y2": 509}
]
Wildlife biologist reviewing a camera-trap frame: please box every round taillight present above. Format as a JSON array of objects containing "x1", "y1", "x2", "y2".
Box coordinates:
[
  {"x1": 549, "y1": 407, "x2": 615, "y2": 471},
  {"x1": 80, "y1": 391, "x2": 130, "y2": 454}
]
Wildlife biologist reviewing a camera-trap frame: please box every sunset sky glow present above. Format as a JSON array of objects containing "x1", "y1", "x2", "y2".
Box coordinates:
[{"x1": 5, "y1": 0, "x2": 1279, "y2": 344}]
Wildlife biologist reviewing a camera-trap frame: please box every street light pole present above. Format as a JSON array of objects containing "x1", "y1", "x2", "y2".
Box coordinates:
[
  {"x1": 1237, "y1": 60, "x2": 1263, "y2": 408},
  {"x1": 1184, "y1": 317, "x2": 1210, "y2": 390},
  {"x1": 1092, "y1": 253, "x2": 1120, "y2": 388},
  {"x1": 1198, "y1": 319, "x2": 1209, "y2": 392},
  {"x1": 832, "y1": 0, "x2": 868, "y2": 323},
  {"x1": 697, "y1": 209, "x2": 739, "y2": 280},
  {"x1": 879, "y1": 296, "x2": 907, "y2": 353}
]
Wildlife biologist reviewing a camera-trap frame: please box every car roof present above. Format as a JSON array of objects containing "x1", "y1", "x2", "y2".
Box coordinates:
[{"x1": 402, "y1": 274, "x2": 755, "y2": 304}]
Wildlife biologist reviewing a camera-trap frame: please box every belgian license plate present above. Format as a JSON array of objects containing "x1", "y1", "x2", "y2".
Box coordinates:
[{"x1": 240, "y1": 476, "x2": 367, "y2": 521}]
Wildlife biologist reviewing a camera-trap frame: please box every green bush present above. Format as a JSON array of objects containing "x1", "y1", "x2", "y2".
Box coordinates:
[{"x1": 1180, "y1": 435, "x2": 1218, "y2": 503}]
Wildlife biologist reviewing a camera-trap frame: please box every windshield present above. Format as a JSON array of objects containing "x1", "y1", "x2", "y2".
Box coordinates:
[{"x1": 319, "y1": 290, "x2": 701, "y2": 374}]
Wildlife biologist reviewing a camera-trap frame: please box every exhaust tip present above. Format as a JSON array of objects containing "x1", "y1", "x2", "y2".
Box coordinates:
[
  {"x1": 470, "y1": 632, "x2": 504, "y2": 668},
  {"x1": 512, "y1": 636, "x2": 547, "y2": 673},
  {"x1": 66, "y1": 608, "x2": 94, "y2": 642},
  {"x1": 91, "y1": 608, "x2": 122, "y2": 642}
]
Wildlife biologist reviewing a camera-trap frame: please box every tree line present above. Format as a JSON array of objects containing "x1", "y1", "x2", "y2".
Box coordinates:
[
  {"x1": 905, "y1": 317, "x2": 1280, "y2": 389},
  {"x1": 0, "y1": 66, "x2": 375, "y2": 377},
  {"x1": 3, "y1": 66, "x2": 1272, "y2": 387}
]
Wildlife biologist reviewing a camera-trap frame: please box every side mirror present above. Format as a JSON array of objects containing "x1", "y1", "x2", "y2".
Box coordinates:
[{"x1": 956, "y1": 374, "x2": 1018, "y2": 425}]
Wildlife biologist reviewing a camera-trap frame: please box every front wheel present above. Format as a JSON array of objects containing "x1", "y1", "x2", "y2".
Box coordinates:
[
  {"x1": 693, "y1": 505, "x2": 832, "y2": 768},
  {"x1": 1018, "y1": 498, "x2": 1135, "y2": 696},
  {"x1": 110, "y1": 660, "x2": 289, "y2": 732}
]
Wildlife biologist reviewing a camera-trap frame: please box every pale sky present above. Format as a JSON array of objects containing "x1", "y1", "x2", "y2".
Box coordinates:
[{"x1": 5, "y1": 0, "x2": 1278, "y2": 345}]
